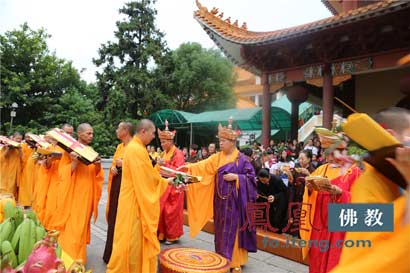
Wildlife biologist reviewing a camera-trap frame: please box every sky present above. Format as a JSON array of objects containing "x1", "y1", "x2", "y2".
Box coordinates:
[{"x1": 0, "y1": 0, "x2": 331, "y2": 83}]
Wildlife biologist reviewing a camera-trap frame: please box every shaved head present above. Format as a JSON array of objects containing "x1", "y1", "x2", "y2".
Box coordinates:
[
  {"x1": 373, "y1": 107, "x2": 410, "y2": 143},
  {"x1": 77, "y1": 123, "x2": 94, "y2": 145},
  {"x1": 136, "y1": 119, "x2": 155, "y2": 133},
  {"x1": 12, "y1": 132, "x2": 23, "y2": 143},
  {"x1": 62, "y1": 123, "x2": 73, "y2": 129},
  {"x1": 62, "y1": 123, "x2": 74, "y2": 136},
  {"x1": 13, "y1": 131, "x2": 23, "y2": 138},
  {"x1": 136, "y1": 119, "x2": 156, "y2": 145},
  {"x1": 119, "y1": 122, "x2": 135, "y2": 136},
  {"x1": 77, "y1": 123, "x2": 92, "y2": 133},
  {"x1": 373, "y1": 107, "x2": 410, "y2": 134}
]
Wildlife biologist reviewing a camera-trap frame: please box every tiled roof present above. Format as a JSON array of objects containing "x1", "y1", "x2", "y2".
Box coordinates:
[
  {"x1": 321, "y1": 0, "x2": 341, "y2": 15},
  {"x1": 194, "y1": 0, "x2": 409, "y2": 45}
]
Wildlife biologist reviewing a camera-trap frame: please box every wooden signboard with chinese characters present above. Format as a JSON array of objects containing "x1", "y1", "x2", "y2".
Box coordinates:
[
  {"x1": 0, "y1": 136, "x2": 21, "y2": 148},
  {"x1": 47, "y1": 128, "x2": 99, "y2": 165},
  {"x1": 26, "y1": 133, "x2": 51, "y2": 149}
]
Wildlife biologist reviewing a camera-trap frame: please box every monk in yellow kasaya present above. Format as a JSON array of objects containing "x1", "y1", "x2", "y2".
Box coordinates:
[
  {"x1": 107, "y1": 119, "x2": 173, "y2": 273},
  {"x1": 0, "y1": 132, "x2": 23, "y2": 198},
  {"x1": 103, "y1": 121, "x2": 134, "y2": 264},
  {"x1": 330, "y1": 107, "x2": 410, "y2": 273},
  {"x1": 178, "y1": 119, "x2": 257, "y2": 273},
  {"x1": 32, "y1": 135, "x2": 63, "y2": 227},
  {"x1": 43, "y1": 123, "x2": 74, "y2": 229},
  {"x1": 19, "y1": 132, "x2": 37, "y2": 207},
  {"x1": 54, "y1": 123, "x2": 103, "y2": 263}
]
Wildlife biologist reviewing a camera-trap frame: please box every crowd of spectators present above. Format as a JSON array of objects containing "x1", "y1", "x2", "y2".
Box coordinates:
[{"x1": 149, "y1": 136, "x2": 326, "y2": 238}]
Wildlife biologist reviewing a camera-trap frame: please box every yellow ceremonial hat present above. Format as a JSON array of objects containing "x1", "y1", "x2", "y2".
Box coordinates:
[
  {"x1": 217, "y1": 117, "x2": 240, "y2": 141},
  {"x1": 342, "y1": 113, "x2": 400, "y2": 151},
  {"x1": 157, "y1": 120, "x2": 176, "y2": 140}
]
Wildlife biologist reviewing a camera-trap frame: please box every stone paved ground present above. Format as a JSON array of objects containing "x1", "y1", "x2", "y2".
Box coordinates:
[{"x1": 86, "y1": 184, "x2": 308, "y2": 273}]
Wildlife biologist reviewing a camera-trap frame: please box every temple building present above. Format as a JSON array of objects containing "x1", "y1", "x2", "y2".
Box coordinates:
[{"x1": 194, "y1": 0, "x2": 410, "y2": 146}]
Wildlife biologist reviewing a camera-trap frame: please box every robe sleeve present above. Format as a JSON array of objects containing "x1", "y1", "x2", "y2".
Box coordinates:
[
  {"x1": 338, "y1": 194, "x2": 408, "y2": 267},
  {"x1": 50, "y1": 151, "x2": 74, "y2": 231},
  {"x1": 92, "y1": 166, "x2": 104, "y2": 223},
  {"x1": 171, "y1": 149, "x2": 185, "y2": 168},
  {"x1": 237, "y1": 158, "x2": 257, "y2": 200},
  {"x1": 186, "y1": 153, "x2": 219, "y2": 238},
  {"x1": 330, "y1": 224, "x2": 410, "y2": 273},
  {"x1": 300, "y1": 164, "x2": 328, "y2": 260}
]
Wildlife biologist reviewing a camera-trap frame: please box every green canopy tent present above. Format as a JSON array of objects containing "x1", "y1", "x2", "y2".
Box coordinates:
[
  {"x1": 151, "y1": 108, "x2": 292, "y2": 148},
  {"x1": 150, "y1": 96, "x2": 317, "y2": 148}
]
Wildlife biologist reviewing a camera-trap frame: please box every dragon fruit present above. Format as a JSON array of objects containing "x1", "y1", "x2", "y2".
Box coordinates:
[{"x1": 16, "y1": 230, "x2": 65, "y2": 273}]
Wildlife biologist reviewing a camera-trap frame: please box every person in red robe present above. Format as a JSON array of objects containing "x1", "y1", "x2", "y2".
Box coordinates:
[
  {"x1": 301, "y1": 142, "x2": 361, "y2": 273},
  {"x1": 156, "y1": 120, "x2": 185, "y2": 244}
]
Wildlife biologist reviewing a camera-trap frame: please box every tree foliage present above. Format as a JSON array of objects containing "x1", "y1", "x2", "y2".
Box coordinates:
[
  {"x1": 94, "y1": 0, "x2": 172, "y2": 121},
  {"x1": 157, "y1": 42, "x2": 236, "y2": 112},
  {"x1": 1, "y1": 2, "x2": 238, "y2": 156},
  {"x1": 1, "y1": 23, "x2": 81, "y2": 126},
  {"x1": 0, "y1": 23, "x2": 115, "y2": 156}
]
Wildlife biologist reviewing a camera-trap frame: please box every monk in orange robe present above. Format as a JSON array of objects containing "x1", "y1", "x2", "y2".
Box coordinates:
[
  {"x1": 0, "y1": 132, "x2": 23, "y2": 198},
  {"x1": 156, "y1": 120, "x2": 185, "y2": 245},
  {"x1": 300, "y1": 161, "x2": 343, "y2": 258},
  {"x1": 55, "y1": 123, "x2": 103, "y2": 263},
  {"x1": 331, "y1": 149, "x2": 410, "y2": 273},
  {"x1": 331, "y1": 108, "x2": 410, "y2": 273},
  {"x1": 103, "y1": 122, "x2": 134, "y2": 264},
  {"x1": 19, "y1": 132, "x2": 36, "y2": 207},
  {"x1": 107, "y1": 119, "x2": 172, "y2": 273},
  {"x1": 61, "y1": 123, "x2": 74, "y2": 137},
  {"x1": 42, "y1": 146, "x2": 67, "y2": 229},
  {"x1": 178, "y1": 120, "x2": 257, "y2": 273},
  {"x1": 32, "y1": 136, "x2": 62, "y2": 227},
  {"x1": 43, "y1": 124, "x2": 74, "y2": 229}
]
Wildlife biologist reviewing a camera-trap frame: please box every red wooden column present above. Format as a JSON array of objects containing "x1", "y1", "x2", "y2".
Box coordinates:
[
  {"x1": 322, "y1": 64, "x2": 334, "y2": 129},
  {"x1": 261, "y1": 72, "x2": 271, "y2": 148}
]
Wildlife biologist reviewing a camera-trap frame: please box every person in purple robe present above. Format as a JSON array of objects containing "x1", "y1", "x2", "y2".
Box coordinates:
[{"x1": 179, "y1": 118, "x2": 257, "y2": 273}]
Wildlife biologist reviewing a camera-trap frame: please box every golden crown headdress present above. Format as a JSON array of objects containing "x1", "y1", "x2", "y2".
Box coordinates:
[
  {"x1": 217, "y1": 117, "x2": 240, "y2": 140},
  {"x1": 157, "y1": 120, "x2": 176, "y2": 140}
]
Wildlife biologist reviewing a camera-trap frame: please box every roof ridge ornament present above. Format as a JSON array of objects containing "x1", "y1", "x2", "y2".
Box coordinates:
[
  {"x1": 241, "y1": 22, "x2": 247, "y2": 30},
  {"x1": 194, "y1": 0, "x2": 248, "y2": 34},
  {"x1": 195, "y1": 0, "x2": 208, "y2": 13},
  {"x1": 211, "y1": 7, "x2": 219, "y2": 15}
]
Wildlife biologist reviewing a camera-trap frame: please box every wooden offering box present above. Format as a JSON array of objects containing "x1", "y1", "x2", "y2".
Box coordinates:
[
  {"x1": 0, "y1": 136, "x2": 20, "y2": 148},
  {"x1": 47, "y1": 128, "x2": 98, "y2": 165},
  {"x1": 26, "y1": 133, "x2": 51, "y2": 149}
]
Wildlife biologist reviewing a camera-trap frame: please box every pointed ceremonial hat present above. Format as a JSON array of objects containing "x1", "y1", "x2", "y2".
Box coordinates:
[
  {"x1": 158, "y1": 120, "x2": 176, "y2": 140},
  {"x1": 217, "y1": 116, "x2": 240, "y2": 141}
]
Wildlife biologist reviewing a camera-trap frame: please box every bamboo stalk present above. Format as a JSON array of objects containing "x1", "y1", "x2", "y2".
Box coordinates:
[{"x1": 334, "y1": 97, "x2": 357, "y2": 113}]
